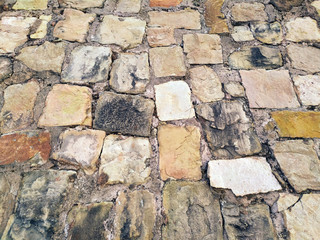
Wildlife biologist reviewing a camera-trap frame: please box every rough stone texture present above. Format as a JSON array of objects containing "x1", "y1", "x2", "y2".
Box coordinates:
[
  {"x1": 59, "y1": 0, "x2": 105, "y2": 9},
  {"x1": 231, "y1": 3, "x2": 268, "y2": 22},
  {"x1": 312, "y1": 1, "x2": 320, "y2": 16},
  {"x1": 150, "y1": 0, "x2": 182, "y2": 7},
  {"x1": 147, "y1": 27, "x2": 176, "y2": 47},
  {"x1": 205, "y1": 0, "x2": 228, "y2": 34},
  {"x1": 231, "y1": 26, "x2": 254, "y2": 42},
  {"x1": 116, "y1": 0, "x2": 141, "y2": 13},
  {"x1": 251, "y1": 21, "x2": 283, "y2": 45},
  {"x1": 99, "y1": 135, "x2": 151, "y2": 185},
  {"x1": 270, "y1": 0, "x2": 304, "y2": 11},
  {"x1": 229, "y1": 46, "x2": 283, "y2": 70},
  {"x1": 38, "y1": 84, "x2": 92, "y2": 127},
  {"x1": 240, "y1": 70, "x2": 300, "y2": 109},
  {"x1": 52, "y1": 129, "x2": 106, "y2": 175},
  {"x1": 163, "y1": 181, "x2": 223, "y2": 240},
  {"x1": 189, "y1": 66, "x2": 224, "y2": 102},
  {"x1": 273, "y1": 140, "x2": 320, "y2": 192},
  {"x1": 271, "y1": 111, "x2": 320, "y2": 138},
  {"x1": 183, "y1": 34, "x2": 223, "y2": 64},
  {"x1": 0, "y1": 57, "x2": 12, "y2": 81},
  {"x1": 285, "y1": 17, "x2": 320, "y2": 42},
  {"x1": 158, "y1": 124, "x2": 201, "y2": 181},
  {"x1": 114, "y1": 190, "x2": 156, "y2": 240},
  {"x1": 277, "y1": 193, "x2": 299, "y2": 212},
  {"x1": 293, "y1": 75, "x2": 320, "y2": 106},
  {"x1": 0, "y1": 80, "x2": 40, "y2": 133},
  {"x1": 13, "y1": 0, "x2": 48, "y2": 10},
  {"x1": 62, "y1": 46, "x2": 112, "y2": 84},
  {"x1": 155, "y1": 81, "x2": 194, "y2": 121},
  {"x1": 30, "y1": 15, "x2": 51, "y2": 39},
  {"x1": 110, "y1": 53, "x2": 149, "y2": 94},
  {"x1": 94, "y1": 15, "x2": 146, "y2": 49},
  {"x1": 16, "y1": 41, "x2": 66, "y2": 73},
  {"x1": 94, "y1": 92, "x2": 154, "y2": 137},
  {"x1": 67, "y1": 202, "x2": 113, "y2": 240},
  {"x1": 224, "y1": 82, "x2": 245, "y2": 97}
]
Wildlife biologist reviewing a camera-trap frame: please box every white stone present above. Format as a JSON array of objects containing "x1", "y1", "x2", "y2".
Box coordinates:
[
  {"x1": 286, "y1": 17, "x2": 320, "y2": 42},
  {"x1": 231, "y1": 26, "x2": 254, "y2": 42},
  {"x1": 293, "y1": 75, "x2": 320, "y2": 106},
  {"x1": 116, "y1": 0, "x2": 141, "y2": 13}
]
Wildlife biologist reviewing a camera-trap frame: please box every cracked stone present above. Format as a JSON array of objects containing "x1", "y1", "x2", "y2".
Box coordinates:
[
  {"x1": 0, "y1": 57, "x2": 12, "y2": 81},
  {"x1": 277, "y1": 193, "x2": 299, "y2": 212},
  {"x1": 59, "y1": 0, "x2": 105, "y2": 9},
  {"x1": 205, "y1": 0, "x2": 228, "y2": 34},
  {"x1": 231, "y1": 26, "x2": 254, "y2": 42},
  {"x1": 286, "y1": 17, "x2": 320, "y2": 42},
  {"x1": 150, "y1": 0, "x2": 182, "y2": 7},
  {"x1": 116, "y1": 0, "x2": 141, "y2": 13},
  {"x1": 30, "y1": 15, "x2": 51, "y2": 39},
  {"x1": 13, "y1": 0, "x2": 48, "y2": 9},
  {"x1": 224, "y1": 82, "x2": 245, "y2": 97},
  {"x1": 293, "y1": 75, "x2": 320, "y2": 106},
  {"x1": 270, "y1": 0, "x2": 304, "y2": 11},
  {"x1": 251, "y1": 21, "x2": 283, "y2": 45},
  {"x1": 147, "y1": 27, "x2": 176, "y2": 47},
  {"x1": 231, "y1": 3, "x2": 268, "y2": 22}
]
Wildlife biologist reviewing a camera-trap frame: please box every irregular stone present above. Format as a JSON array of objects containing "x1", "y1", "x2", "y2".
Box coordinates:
[
  {"x1": 59, "y1": 0, "x2": 105, "y2": 9},
  {"x1": 99, "y1": 135, "x2": 151, "y2": 185},
  {"x1": 231, "y1": 3, "x2": 268, "y2": 22},
  {"x1": 273, "y1": 140, "x2": 320, "y2": 192},
  {"x1": 114, "y1": 190, "x2": 156, "y2": 240},
  {"x1": 116, "y1": 0, "x2": 141, "y2": 13},
  {"x1": 158, "y1": 124, "x2": 201, "y2": 181},
  {"x1": 287, "y1": 44, "x2": 320, "y2": 73},
  {"x1": 271, "y1": 111, "x2": 320, "y2": 138},
  {"x1": 16, "y1": 41, "x2": 66, "y2": 73},
  {"x1": 94, "y1": 15, "x2": 146, "y2": 49},
  {"x1": 148, "y1": 10, "x2": 201, "y2": 29},
  {"x1": 163, "y1": 181, "x2": 223, "y2": 240},
  {"x1": 155, "y1": 81, "x2": 194, "y2": 121},
  {"x1": 196, "y1": 100, "x2": 262, "y2": 158},
  {"x1": 277, "y1": 193, "x2": 299, "y2": 212},
  {"x1": 38, "y1": 84, "x2": 92, "y2": 127},
  {"x1": 62, "y1": 46, "x2": 112, "y2": 84},
  {"x1": 147, "y1": 27, "x2": 176, "y2": 47},
  {"x1": 312, "y1": 1, "x2": 320, "y2": 15},
  {"x1": 0, "y1": 80, "x2": 40, "y2": 133},
  {"x1": 53, "y1": 9, "x2": 95, "y2": 43},
  {"x1": 205, "y1": 0, "x2": 228, "y2": 34},
  {"x1": 150, "y1": 0, "x2": 182, "y2": 7},
  {"x1": 30, "y1": 15, "x2": 51, "y2": 39},
  {"x1": 52, "y1": 129, "x2": 106, "y2": 175},
  {"x1": 94, "y1": 92, "x2": 154, "y2": 137},
  {"x1": 286, "y1": 17, "x2": 320, "y2": 42},
  {"x1": 270, "y1": 0, "x2": 304, "y2": 11},
  {"x1": 110, "y1": 53, "x2": 149, "y2": 94},
  {"x1": 149, "y1": 46, "x2": 186, "y2": 77},
  {"x1": 0, "y1": 57, "x2": 12, "y2": 81},
  {"x1": 224, "y1": 82, "x2": 245, "y2": 97},
  {"x1": 293, "y1": 75, "x2": 320, "y2": 106},
  {"x1": 67, "y1": 202, "x2": 113, "y2": 240},
  {"x1": 3, "y1": 170, "x2": 76, "y2": 240},
  {"x1": 229, "y1": 46, "x2": 283, "y2": 70},
  {"x1": 251, "y1": 21, "x2": 283, "y2": 45},
  {"x1": 231, "y1": 26, "x2": 254, "y2": 42},
  {"x1": 0, "y1": 16, "x2": 37, "y2": 54},
  {"x1": 189, "y1": 66, "x2": 224, "y2": 102},
  {"x1": 183, "y1": 33, "x2": 223, "y2": 64},
  {"x1": 240, "y1": 70, "x2": 299, "y2": 108},
  {"x1": 13, "y1": 0, "x2": 48, "y2": 10}
]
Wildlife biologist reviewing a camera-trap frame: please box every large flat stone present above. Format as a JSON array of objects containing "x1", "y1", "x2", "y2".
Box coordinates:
[
  {"x1": 293, "y1": 75, "x2": 320, "y2": 106},
  {"x1": 59, "y1": 0, "x2": 105, "y2": 9},
  {"x1": 286, "y1": 17, "x2": 320, "y2": 42},
  {"x1": 205, "y1": 0, "x2": 228, "y2": 34},
  {"x1": 147, "y1": 27, "x2": 176, "y2": 47},
  {"x1": 13, "y1": 0, "x2": 48, "y2": 10},
  {"x1": 277, "y1": 193, "x2": 300, "y2": 212},
  {"x1": 231, "y1": 26, "x2": 254, "y2": 42},
  {"x1": 150, "y1": 0, "x2": 182, "y2": 7},
  {"x1": 231, "y1": 3, "x2": 268, "y2": 22},
  {"x1": 251, "y1": 21, "x2": 283, "y2": 45},
  {"x1": 116, "y1": 0, "x2": 141, "y2": 13}
]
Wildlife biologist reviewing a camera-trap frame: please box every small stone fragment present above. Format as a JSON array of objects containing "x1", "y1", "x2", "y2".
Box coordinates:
[
  {"x1": 224, "y1": 82, "x2": 245, "y2": 97},
  {"x1": 62, "y1": 46, "x2": 112, "y2": 84},
  {"x1": 30, "y1": 15, "x2": 51, "y2": 39},
  {"x1": 270, "y1": 0, "x2": 304, "y2": 11},
  {"x1": 110, "y1": 53, "x2": 149, "y2": 94},
  {"x1": 208, "y1": 157, "x2": 281, "y2": 196},
  {"x1": 183, "y1": 33, "x2": 223, "y2": 64},
  {"x1": 149, "y1": 46, "x2": 186, "y2": 77},
  {"x1": 205, "y1": 0, "x2": 228, "y2": 34},
  {"x1": 277, "y1": 193, "x2": 299, "y2": 212},
  {"x1": 59, "y1": 0, "x2": 105, "y2": 9},
  {"x1": 38, "y1": 84, "x2": 92, "y2": 127},
  {"x1": 94, "y1": 92, "x2": 154, "y2": 137},
  {"x1": 13, "y1": 0, "x2": 48, "y2": 10},
  {"x1": 293, "y1": 75, "x2": 320, "y2": 106},
  {"x1": 99, "y1": 135, "x2": 151, "y2": 185},
  {"x1": 150, "y1": 0, "x2": 182, "y2": 7},
  {"x1": 251, "y1": 21, "x2": 283, "y2": 45},
  {"x1": 286, "y1": 17, "x2": 320, "y2": 42},
  {"x1": 147, "y1": 27, "x2": 176, "y2": 47},
  {"x1": 163, "y1": 181, "x2": 223, "y2": 239},
  {"x1": 0, "y1": 57, "x2": 12, "y2": 81},
  {"x1": 231, "y1": 26, "x2": 254, "y2": 42},
  {"x1": 231, "y1": 3, "x2": 268, "y2": 22},
  {"x1": 155, "y1": 81, "x2": 194, "y2": 121},
  {"x1": 116, "y1": 0, "x2": 141, "y2": 13},
  {"x1": 312, "y1": 1, "x2": 320, "y2": 15},
  {"x1": 158, "y1": 124, "x2": 201, "y2": 181}
]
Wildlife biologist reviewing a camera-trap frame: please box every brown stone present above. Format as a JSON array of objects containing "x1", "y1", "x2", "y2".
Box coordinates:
[
  {"x1": 231, "y1": 3, "x2": 268, "y2": 22},
  {"x1": 147, "y1": 27, "x2": 176, "y2": 47},
  {"x1": 0, "y1": 57, "x2": 12, "y2": 81},
  {"x1": 205, "y1": 0, "x2": 228, "y2": 33},
  {"x1": 270, "y1": 0, "x2": 304, "y2": 11},
  {"x1": 150, "y1": 0, "x2": 182, "y2": 7}
]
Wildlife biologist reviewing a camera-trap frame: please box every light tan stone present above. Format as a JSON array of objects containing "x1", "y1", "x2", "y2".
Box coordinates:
[
  {"x1": 147, "y1": 27, "x2": 176, "y2": 47},
  {"x1": 251, "y1": 21, "x2": 283, "y2": 45},
  {"x1": 30, "y1": 15, "x2": 51, "y2": 39},
  {"x1": 116, "y1": 0, "x2": 141, "y2": 13},
  {"x1": 158, "y1": 124, "x2": 201, "y2": 181},
  {"x1": 150, "y1": 0, "x2": 182, "y2": 7},
  {"x1": 13, "y1": 0, "x2": 48, "y2": 10},
  {"x1": 286, "y1": 17, "x2": 320, "y2": 42},
  {"x1": 277, "y1": 193, "x2": 299, "y2": 212},
  {"x1": 231, "y1": 26, "x2": 254, "y2": 42},
  {"x1": 205, "y1": 0, "x2": 228, "y2": 34},
  {"x1": 224, "y1": 82, "x2": 245, "y2": 97},
  {"x1": 312, "y1": 1, "x2": 320, "y2": 15},
  {"x1": 59, "y1": 0, "x2": 105, "y2": 9},
  {"x1": 293, "y1": 75, "x2": 320, "y2": 106},
  {"x1": 231, "y1": 3, "x2": 268, "y2": 22}
]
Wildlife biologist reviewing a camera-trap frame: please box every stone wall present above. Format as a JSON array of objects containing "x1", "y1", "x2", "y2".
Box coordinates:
[{"x1": 0, "y1": 0, "x2": 320, "y2": 239}]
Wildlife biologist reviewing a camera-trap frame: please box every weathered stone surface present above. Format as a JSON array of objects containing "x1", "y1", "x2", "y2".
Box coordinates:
[
  {"x1": 271, "y1": 111, "x2": 320, "y2": 138},
  {"x1": 270, "y1": 0, "x2": 304, "y2": 11},
  {"x1": 0, "y1": 57, "x2": 12, "y2": 81},
  {"x1": 293, "y1": 75, "x2": 320, "y2": 106},
  {"x1": 183, "y1": 33, "x2": 223, "y2": 64},
  {"x1": 251, "y1": 21, "x2": 283, "y2": 45},
  {"x1": 114, "y1": 190, "x2": 156, "y2": 240},
  {"x1": 0, "y1": 80, "x2": 40, "y2": 133},
  {"x1": 62, "y1": 46, "x2": 112, "y2": 84},
  {"x1": 189, "y1": 66, "x2": 224, "y2": 102},
  {"x1": 312, "y1": 1, "x2": 320, "y2": 15},
  {"x1": 59, "y1": 0, "x2": 105, "y2": 9},
  {"x1": 286, "y1": 17, "x2": 320, "y2": 42},
  {"x1": 158, "y1": 124, "x2": 201, "y2": 181},
  {"x1": 53, "y1": 9, "x2": 95, "y2": 43},
  {"x1": 149, "y1": 46, "x2": 186, "y2": 77},
  {"x1": 67, "y1": 202, "x2": 113, "y2": 240},
  {"x1": 163, "y1": 181, "x2": 223, "y2": 240},
  {"x1": 148, "y1": 10, "x2": 201, "y2": 29},
  {"x1": 94, "y1": 15, "x2": 146, "y2": 49},
  {"x1": 30, "y1": 15, "x2": 51, "y2": 39},
  {"x1": 222, "y1": 203, "x2": 278, "y2": 239},
  {"x1": 94, "y1": 92, "x2": 154, "y2": 137},
  {"x1": 99, "y1": 135, "x2": 151, "y2": 185},
  {"x1": 38, "y1": 84, "x2": 92, "y2": 127},
  {"x1": 13, "y1": 0, "x2": 48, "y2": 10},
  {"x1": 205, "y1": 0, "x2": 228, "y2": 34},
  {"x1": 229, "y1": 46, "x2": 283, "y2": 70},
  {"x1": 16, "y1": 41, "x2": 66, "y2": 73},
  {"x1": 150, "y1": 0, "x2": 182, "y2": 7},
  {"x1": 110, "y1": 53, "x2": 149, "y2": 94},
  {"x1": 116, "y1": 0, "x2": 141, "y2": 13},
  {"x1": 147, "y1": 27, "x2": 176, "y2": 47},
  {"x1": 231, "y1": 3, "x2": 268, "y2": 22},
  {"x1": 287, "y1": 44, "x2": 320, "y2": 73},
  {"x1": 155, "y1": 81, "x2": 194, "y2": 121},
  {"x1": 277, "y1": 193, "x2": 299, "y2": 212},
  {"x1": 0, "y1": 131, "x2": 51, "y2": 165},
  {"x1": 3, "y1": 170, "x2": 76, "y2": 240},
  {"x1": 240, "y1": 70, "x2": 299, "y2": 108},
  {"x1": 273, "y1": 140, "x2": 320, "y2": 192},
  {"x1": 0, "y1": 17, "x2": 37, "y2": 54},
  {"x1": 231, "y1": 26, "x2": 254, "y2": 42},
  {"x1": 196, "y1": 100, "x2": 262, "y2": 158},
  {"x1": 52, "y1": 129, "x2": 106, "y2": 175},
  {"x1": 224, "y1": 82, "x2": 245, "y2": 97}
]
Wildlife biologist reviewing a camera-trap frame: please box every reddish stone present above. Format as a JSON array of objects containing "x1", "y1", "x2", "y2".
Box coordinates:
[{"x1": 150, "y1": 0, "x2": 182, "y2": 7}]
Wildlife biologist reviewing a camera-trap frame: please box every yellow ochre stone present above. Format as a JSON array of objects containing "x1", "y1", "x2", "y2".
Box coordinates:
[{"x1": 13, "y1": 0, "x2": 48, "y2": 10}]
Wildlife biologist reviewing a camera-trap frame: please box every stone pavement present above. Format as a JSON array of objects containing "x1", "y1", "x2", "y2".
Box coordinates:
[{"x1": 0, "y1": 0, "x2": 320, "y2": 239}]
